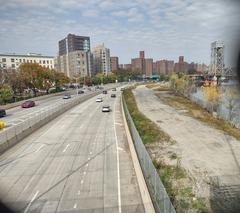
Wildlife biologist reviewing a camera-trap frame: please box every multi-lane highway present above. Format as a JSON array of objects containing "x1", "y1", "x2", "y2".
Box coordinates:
[
  {"x1": 0, "y1": 88, "x2": 146, "y2": 212},
  {"x1": 0, "y1": 87, "x2": 96, "y2": 126}
]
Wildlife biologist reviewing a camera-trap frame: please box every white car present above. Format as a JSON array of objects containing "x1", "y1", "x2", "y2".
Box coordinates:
[
  {"x1": 96, "y1": 97, "x2": 103, "y2": 102},
  {"x1": 102, "y1": 105, "x2": 110, "y2": 112}
]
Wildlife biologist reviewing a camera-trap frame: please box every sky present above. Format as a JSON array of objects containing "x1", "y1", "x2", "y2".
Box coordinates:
[{"x1": 0, "y1": 0, "x2": 240, "y2": 66}]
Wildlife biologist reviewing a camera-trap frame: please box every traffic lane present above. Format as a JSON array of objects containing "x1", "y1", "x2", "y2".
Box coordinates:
[
  {"x1": 0, "y1": 90, "x2": 144, "y2": 212},
  {"x1": 1, "y1": 84, "x2": 115, "y2": 124},
  {"x1": 0, "y1": 92, "x2": 115, "y2": 212},
  {"x1": 0, "y1": 94, "x2": 102, "y2": 211},
  {"x1": 1, "y1": 89, "x2": 94, "y2": 125}
]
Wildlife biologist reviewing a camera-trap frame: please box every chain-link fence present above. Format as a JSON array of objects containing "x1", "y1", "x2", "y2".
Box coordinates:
[{"x1": 122, "y1": 97, "x2": 176, "y2": 213}]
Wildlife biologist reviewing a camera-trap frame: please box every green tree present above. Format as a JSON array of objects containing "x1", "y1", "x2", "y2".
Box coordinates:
[{"x1": 0, "y1": 84, "x2": 13, "y2": 104}]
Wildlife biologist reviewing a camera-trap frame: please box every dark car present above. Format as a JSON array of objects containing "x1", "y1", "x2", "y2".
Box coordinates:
[
  {"x1": 21, "y1": 100, "x2": 35, "y2": 108},
  {"x1": 111, "y1": 94, "x2": 116, "y2": 98},
  {"x1": 78, "y1": 90, "x2": 84, "y2": 94},
  {"x1": 0, "y1": 109, "x2": 6, "y2": 117},
  {"x1": 103, "y1": 90, "x2": 107, "y2": 94}
]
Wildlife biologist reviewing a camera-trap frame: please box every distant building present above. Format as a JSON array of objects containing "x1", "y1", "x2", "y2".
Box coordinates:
[
  {"x1": 145, "y1": 58, "x2": 153, "y2": 77},
  {"x1": 124, "y1": 64, "x2": 132, "y2": 70},
  {"x1": 93, "y1": 44, "x2": 111, "y2": 75},
  {"x1": 119, "y1": 64, "x2": 124, "y2": 69},
  {"x1": 131, "y1": 51, "x2": 153, "y2": 76},
  {"x1": 174, "y1": 56, "x2": 188, "y2": 73},
  {"x1": 210, "y1": 41, "x2": 224, "y2": 76},
  {"x1": 0, "y1": 53, "x2": 55, "y2": 70},
  {"x1": 139, "y1": 51, "x2": 145, "y2": 59},
  {"x1": 110, "y1": 56, "x2": 119, "y2": 71},
  {"x1": 56, "y1": 34, "x2": 93, "y2": 78},
  {"x1": 153, "y1": 62, "x2": 157, "y2": 75},
  {"x1": 156, "y1": 60, "x2": 174, "y2": 74}
]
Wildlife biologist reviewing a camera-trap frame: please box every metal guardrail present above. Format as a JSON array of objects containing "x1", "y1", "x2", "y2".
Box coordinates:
[{"x1": 122, "y1": 96, "x2": 176, "y2": 213}]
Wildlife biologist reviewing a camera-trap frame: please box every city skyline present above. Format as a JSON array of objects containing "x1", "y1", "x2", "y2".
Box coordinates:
[{"x1": 0, "y1": 0, "x2": 239, "y2": 66}]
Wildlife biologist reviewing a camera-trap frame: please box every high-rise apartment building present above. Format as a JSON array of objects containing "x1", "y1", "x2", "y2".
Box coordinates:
[
  {"x1": 139, "y1": 51, "x2": 145, "y2": 59},
  {"x1": 156, "y1": 60, "x2": 174, "y2": 74},
  {"x1": 145, "y1": 58, "x2": 153, "y2": 77},
  {"x1": 131, "y1": 51, "x2": 153, "y2": 76},
  {"x1": 56, "y1": 34, "x2": 93, "y2": 78},
  {"x1": 110, "y1": 56, "x2": 119, "y2": 71},
  {"x1": 93, "y1": 44, "x2": 111, "y2": 74},
  {"x1": 174, "y1": 56, "x2": 188, "y2": 73}
]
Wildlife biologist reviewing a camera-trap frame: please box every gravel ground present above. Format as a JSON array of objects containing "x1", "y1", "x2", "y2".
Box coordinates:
[{"x1": 133, "y1": 85, "x2": 240, "y2": 201}]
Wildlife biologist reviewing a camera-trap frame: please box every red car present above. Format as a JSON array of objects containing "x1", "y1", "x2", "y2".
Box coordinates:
[{"x1": 21, "y1": 100, "x2": 35, "y2": 108}]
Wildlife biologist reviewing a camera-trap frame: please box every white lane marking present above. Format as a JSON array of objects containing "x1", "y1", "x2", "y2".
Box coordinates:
[
  {"x1": 117, "y1": 147, "x2": 124, "y2": 151},
  {"x1": 63, "y1": 144, "x2": 70, "y2": 153},
  {"x1": 73, "y1": 203, "x2": 77, "y2": 209},
  {"x1": 35, "y1": 144, "x2": 45, "y2": 153},
  {"x1": 88, "y1": 157, "x2": 90, "y2": 160},
  {"x1": 77, "y1": 190, "x2": 81, "y2": 195},
  {"x1": 113, "y1": 98, "x2": 122, "y2": 213},
  {"x1": 24, "y1": 190, "x2": 39, "y2": 213},
  {"x1": 115, "y1": 122, "x2": 123, "y2": 126},
  {"x1": 83, "y1": 171, "x2": 86, "y2": 176},
  {"x1": 89, "y1": 151, "x2": 92, "y2": 155},
  {"x1": 81, "y1": 180, "x2": 84, "y2": 184},
  {"x1": 86, "y1": 163, "x2": 88, "y2": 167}
]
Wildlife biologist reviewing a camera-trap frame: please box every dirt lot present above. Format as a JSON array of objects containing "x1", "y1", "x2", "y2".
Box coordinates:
[{"x1": 133, "y1": 85, "x2": 240, "y2": 212}]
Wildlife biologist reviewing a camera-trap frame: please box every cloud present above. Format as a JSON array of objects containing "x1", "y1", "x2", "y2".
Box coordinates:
[{"x1": 0, "y1": 0, "x2": 239, "y2": 65}]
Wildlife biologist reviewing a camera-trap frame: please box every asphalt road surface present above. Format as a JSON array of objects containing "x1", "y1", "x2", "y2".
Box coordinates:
[
  {"x1": 1, "y1": 85, "x2": 113, "y2": 127},
  {"x1": 0, "y1": 89, "x2": 145, "y2": 213}
]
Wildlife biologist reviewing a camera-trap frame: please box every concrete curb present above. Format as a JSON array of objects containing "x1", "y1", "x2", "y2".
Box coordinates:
[{"x1": 120, "y1": 96, "x2": 155, "y2": 213}]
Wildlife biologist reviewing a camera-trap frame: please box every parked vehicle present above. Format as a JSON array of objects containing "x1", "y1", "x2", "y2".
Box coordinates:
[
  {"x1": 63, "y1": 94, "x2": 71, "y2": 99},
  {"x1": 21, "y1": 100, "x2": 35, "y2": 108},
  {"x1": 102, "y1": 105, "x2": 110, "y2": 112},
  {"x1": 0, "y1": 109, "x2": 6, "y2": 117},
  {"x1": 120, "y1": 88, "x2": 125, "y2": 91},
  {"x1": 111, "y1": 94, "x2": 116, "y2": 98},
  {"x1": 112, "y1": 88, "x2": 116, "y2": 91}
]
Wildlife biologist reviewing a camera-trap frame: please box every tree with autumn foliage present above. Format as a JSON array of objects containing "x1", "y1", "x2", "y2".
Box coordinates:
[{"x1": 202, "y1": 85, "x2": 222, "y2": 113}]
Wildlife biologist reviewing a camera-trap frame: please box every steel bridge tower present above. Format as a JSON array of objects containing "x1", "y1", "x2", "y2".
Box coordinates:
[{"x1": 210, "y1": 41, "x2": 225, "y2": 76}]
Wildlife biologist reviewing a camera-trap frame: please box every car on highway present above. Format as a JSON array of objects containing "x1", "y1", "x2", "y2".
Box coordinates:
[
  {"x1": 111, "y1": 94, "x2": 116, "y2": 98},
  {"x1": 78, "y1": 90, "x2": 84, "y2": 94},
  {"x1": 120, "y1": 88, "x2": 125, "y2": 91},
  {"x1": 0, "y1": 109, "x2": 6, "y2": 117},
  {"x1": 21, "y1": 100, "x2": 35, "y2": 108},
  {"x1": 102, "y1": 105, "x2": 110, "y2": 112},
  {"x1": 96, "y1": 97, "x2": 103, "y2": 102},
  {"x1": 103, "y1": 90, "x2": 107, "y2": 94},
  {"x1": 112, "y1": 88, "x2": 116, "y2": 91},
  {"x1": 63, "y1": 94, "x2": 71, "y2": 99}
]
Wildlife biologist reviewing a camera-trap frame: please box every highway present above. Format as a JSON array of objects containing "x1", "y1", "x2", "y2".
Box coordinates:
[
  {"x1": 1, "y1": 86, "x2": 109, "y2": 127},
  {"x1": 0, "y1": 89, "x2": 145, "y2": 212}
]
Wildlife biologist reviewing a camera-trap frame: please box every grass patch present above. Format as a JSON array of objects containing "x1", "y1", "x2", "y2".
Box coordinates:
[
  {"x1": 153, "y1": 159, "x2": 208, "y2": 212},
  {"x1": 157, "y1": 93, "x2": 240, "y2": 141},
  {"x1": 123, "y1": 87, "x2": 172, "y2": 144},
  {"x1": 145, "y1": 83, "x2": 159, "y2": 89},
  {"x1": 153, "y1": 86, "x2": 171, "y2": 92}
]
